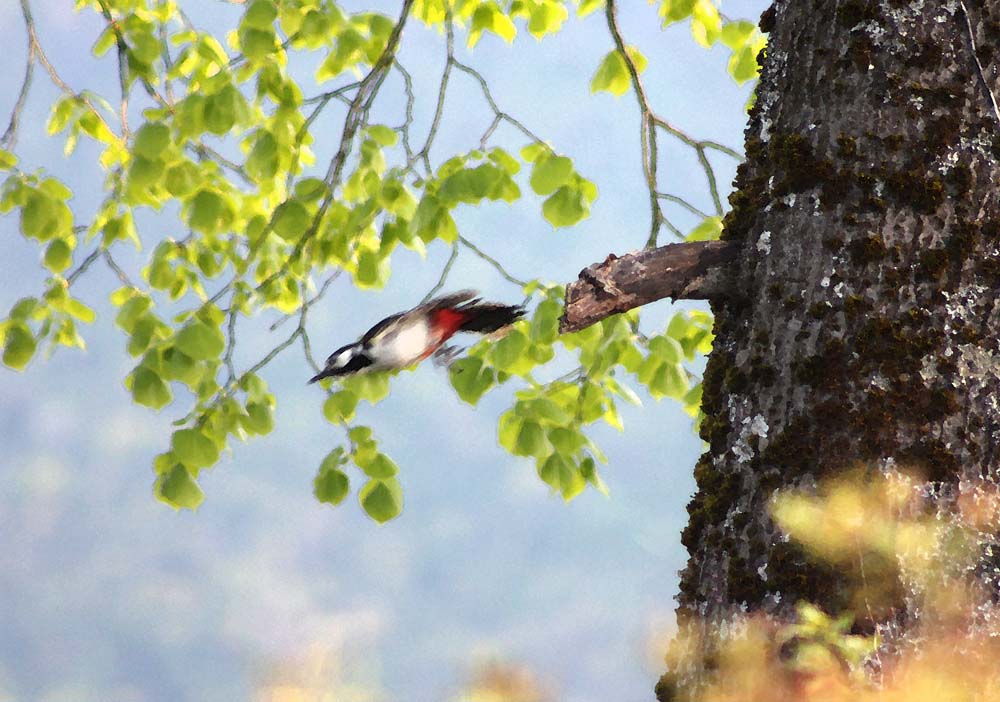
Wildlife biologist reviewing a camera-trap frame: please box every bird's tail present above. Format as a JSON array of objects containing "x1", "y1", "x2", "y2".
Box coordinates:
[{"x1": 457, "y1": 301, "x2": 526, "y2": 334}]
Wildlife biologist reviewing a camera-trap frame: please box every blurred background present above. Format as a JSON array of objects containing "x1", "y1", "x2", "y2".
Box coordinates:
[{"x1": 0, "y1": 0, "x2": 766, "y2": 700}]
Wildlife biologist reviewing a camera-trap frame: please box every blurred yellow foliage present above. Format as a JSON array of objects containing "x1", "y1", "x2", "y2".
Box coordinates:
[
  {"x1": 456, "y1": 661, "x2": 551, "y2": 702},
  {"x1": 662, "y1": 470, "x2": 1000, "y2": 702}
]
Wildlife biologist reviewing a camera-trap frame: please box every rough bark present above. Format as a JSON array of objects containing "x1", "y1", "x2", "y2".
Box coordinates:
[
  {"x1": 560, "y1": 241, "x2": 738, "y2": 334},
  {"x1": 660, "y1": 0, "x2": 1000, "y2": 695}
]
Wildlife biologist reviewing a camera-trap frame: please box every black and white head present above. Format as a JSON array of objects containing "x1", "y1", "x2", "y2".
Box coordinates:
[{"x1": 308, "y1": 342, "x2": 374, "y2": 383}]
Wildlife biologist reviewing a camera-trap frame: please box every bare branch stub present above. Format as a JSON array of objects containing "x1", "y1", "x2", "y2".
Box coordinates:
[{"x1": 559, "y1": 240, "x2": 739, "y2": 333}]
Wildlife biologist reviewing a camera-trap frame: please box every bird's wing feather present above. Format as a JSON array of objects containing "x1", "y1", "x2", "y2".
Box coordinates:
[
  {"x1": 360, "y1": 311, "x2": 406, "y2": 345},
  {"x1": 418, "y1": 289, "x2": 479, "y2": 313}
]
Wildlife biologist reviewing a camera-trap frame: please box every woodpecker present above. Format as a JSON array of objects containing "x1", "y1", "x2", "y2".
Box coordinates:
[{"x1": 308, "y1": 290, "x2": 525, "y2": 383}]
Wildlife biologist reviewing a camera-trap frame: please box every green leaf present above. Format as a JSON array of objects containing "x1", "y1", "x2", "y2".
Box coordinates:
[
  {"x1": 449, "y1": 356, "x2": 495, "y2": 404},
  {"x1": 591, "y1": 47, "x2": 647, "y2": 96},
  {"x1": 542, "y1": 185, "x2": 587, "y2": 227},
  {"x1": 721, "y1": 20, "x2": 757, "y2": 49},
  {"x1": 43, "y1": 239, "x2": 73, "y2": 273},
  {"x1": 242, "y1": 401, "x2": 274, "y2": 435},
  {"x1": 131, "y1": 366, "x2": 172, "y2": 409},
  {"x1": 0, "y1": 148, "x2": 18, "y2": 170},
  {"x1": 2, "y1": 323, "x2": 36, "y2": 370},
  {"x1": 244, "y1": 0, "x2": 278, "y2": 28},
  {"x1": 64, "y1": 297, "x2": 96, "y2": 324},
  {"x1": 21, "y1": 192, "x2": 62, "y2": 241},
  {"x1": 729, "y1": 41, "x2": 764, "y2": 85},
  {"x1": 366, "y1": 125, "x2": 398, "y2": 147},
  {"x1": 690, "y1": 0, "x2": 722, "y2": 47},
  {"x1": 360, "y1": 478, "x2": 403, "y2": 523},
  {"x1": 687, "y1": 215, "x2": 723, "y2": 241},
  {"x1": 514, "y1": 420, "x2": 548, "y2": 458},
  {"x1": 530, "y1": 155, "x2": 573, "y2": 196},
  {"x1": 175, "y1": 320, "x2": 225, "y2": 361},
  {"x1": 548, "y1": 426, "x2": 584, "y2": 454},
  {"x1": 345, "y1": 372, "x2": 391, "y2": 404},
  {"x1": 314, "y1": 449, "x2": 350, "y2": 505},
  {"x1": 658, "y1": 0, "x2": 696, "y2": 24},
  {"x1": 134, "y1": 122, "x2": 171, "y2": 160},
  {"x1": 247, "y1": 131, "x2": 279, "y2": 181},
  {"x1": 272, "y1": 200, "x2": 310, "y2": 242},
  {"x1": 156, "y1": 464, "x2": 204, "y2": 510},
  {"x1": 649, "y1": 334, "x2": 683, "y2": 364},
  {"x1": 355, "y1": 248, "x2": 389, "y2": 288},
  {"x1": 580, "y1": 456, "x2": 609, "y2": 495},
  {"x1": 356, "y1": 451, "x2": 399, "y2": 479},
  {"x1": 490, "y1": 329, "x2": 528, "y2": 371},
  {"x1": 188, "y1": 189, "x2": 234, "y2": 235},
  {"x1": 527, "y1": 1, "x2": 568, "y2": 38},
  {"x1": 171, "y1": 428, "x2": 221, "y2": 469},
  {"x1": 323, "y1": 390, "x2": 358, "y2": 423},
  {"x1": 469, "y1": 2, "x2": 517, "y2": 48}
]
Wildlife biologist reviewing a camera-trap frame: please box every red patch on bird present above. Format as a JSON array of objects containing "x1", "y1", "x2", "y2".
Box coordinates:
[{"x1": 431, "y1": 308, "x2": 467, "y2": 340}]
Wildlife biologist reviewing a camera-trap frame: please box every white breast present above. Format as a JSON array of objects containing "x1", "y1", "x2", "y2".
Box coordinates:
[{"x1": 370, "y1": 318, "x2": 432, "y2": 368}]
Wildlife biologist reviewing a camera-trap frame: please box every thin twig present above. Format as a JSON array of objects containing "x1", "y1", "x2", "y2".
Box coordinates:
[
  {"x1": 395, "y1": 61, "x2": 416, "y2": 163},
  {"x1": 94, "y1": 0, "x2": 132, "y2": 137},
  {"x1": 103, "y1": 250, "x2": 137, "y2": 287},
  {"x1": 269, "y1": 271, "x2": 341, "y2": 331},
  {"x1": 1, "y1": 32, "x2": 35, "y2": 149},
  {"x1": 414, "y1": 5, "x2": 455, "y2": 174},
  {"x1": 223, "y1": 302, "x2": 239, "y2": 383},
  {"x1": 188, "y1": 143, "x2": 252, "y2": 184},
  {"x1": 18, "y1": 0, "x2": 123, "y2": 144},
  {"x1": 605, "y1": 0, "x2": 663, "y2": 247},
  {"x1": 657, "y1": 192, "x2": 711, "y2": 219},
  {"x1": 66, "y1": 247, "x2": 103, "y2": 286},
  {"x1": 421, "y1": 245, "x2": 459, "y2": 303},
  {"x1": 450, "y1": 60, "x2": 548, "y2": 145},
  {"x1": 458, "y1": 235, "x2": 529, "y2": 287}
]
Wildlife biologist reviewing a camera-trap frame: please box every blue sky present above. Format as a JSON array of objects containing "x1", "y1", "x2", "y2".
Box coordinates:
[{"x1": 0, "y1": 1, "x2": 767, "y2": 700}]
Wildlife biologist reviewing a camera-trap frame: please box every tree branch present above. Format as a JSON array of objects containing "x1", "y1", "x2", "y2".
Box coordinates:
[{"x1": 559, "y1": 240, "x2": 738, "y2": 333}]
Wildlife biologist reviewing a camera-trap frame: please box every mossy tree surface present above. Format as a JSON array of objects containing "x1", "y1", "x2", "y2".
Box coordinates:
[{"x1": 666, "y1": 0, "x2": 1000, "y2": 691}]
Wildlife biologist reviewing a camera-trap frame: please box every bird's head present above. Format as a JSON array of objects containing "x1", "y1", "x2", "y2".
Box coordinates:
[{"x1": 308, "y1": 342, "x2": 374, "y2": 383}]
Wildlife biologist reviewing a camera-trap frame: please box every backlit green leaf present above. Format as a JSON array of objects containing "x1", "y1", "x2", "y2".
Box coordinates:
[
  {"x1": 315, "y1": 457, "x2": 350, "y2": 505},
  {"x1": 175, "y1": 320, "x2": 225, "y2": 361},
  {"x1": 131, "y1": 367, "x2": 172, "y2": 409},
  {"x1": 2, "y1": 323, "x2": 36, "y2": 370},
  {"x1": 43, "y1": 239, "x2": 73, "y2": 273},
  {"x1": 134, "y1": 122, "x2": 171, "y2": 160},
  {"x1": 156, "y1": 464, "x2": 204, "y2": 510},
  {"x1": 591, "y1": 47, "x2": 647, "y2": 96},
  {"x1": 324, "y1": 390, "x2": 359, "y2": 423},
  {"x1": 450, "y1": 356, "x2": 495, "y2": 404},
  {"x1": 360, "y1": 478, "x2": 403, "y2": 523},
  {"x1": 171, "y1": 428, "x2": 220, "y2": 469},
  {"x1": 542, "y1": 185, "x2": 587, "y2": 227},
  {"x1": 530, "y1": 155, "x2": 573, "y2": 196}
]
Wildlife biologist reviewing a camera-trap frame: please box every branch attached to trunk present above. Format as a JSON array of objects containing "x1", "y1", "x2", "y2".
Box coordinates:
[{"x1": 560, "y1": 240, "x2": 739, "y2": 333}]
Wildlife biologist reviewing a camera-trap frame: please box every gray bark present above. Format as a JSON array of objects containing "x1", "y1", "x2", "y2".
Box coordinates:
[{"x1": 660, "y1": 0, "x2": 1000, "y2": 696}]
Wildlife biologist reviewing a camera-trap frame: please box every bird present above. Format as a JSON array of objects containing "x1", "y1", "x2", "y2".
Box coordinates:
[{"x1": 308, "y1": 290, "x2": 525, "y2": 383}]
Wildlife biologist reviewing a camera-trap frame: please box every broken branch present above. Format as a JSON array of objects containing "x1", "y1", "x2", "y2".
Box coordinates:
[{"x1": 560, "y1": 240, "x2": 738, "y2": 333}]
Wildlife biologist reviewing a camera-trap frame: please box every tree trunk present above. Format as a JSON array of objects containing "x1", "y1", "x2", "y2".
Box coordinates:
[{"x1": 662, "y1": 0, "x2": 1000, "y2": 694}]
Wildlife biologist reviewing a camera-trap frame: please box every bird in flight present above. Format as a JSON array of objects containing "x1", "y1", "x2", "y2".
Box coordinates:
[{"x1": 309, "y1": 290, "x2": 525, "y2": 383}]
